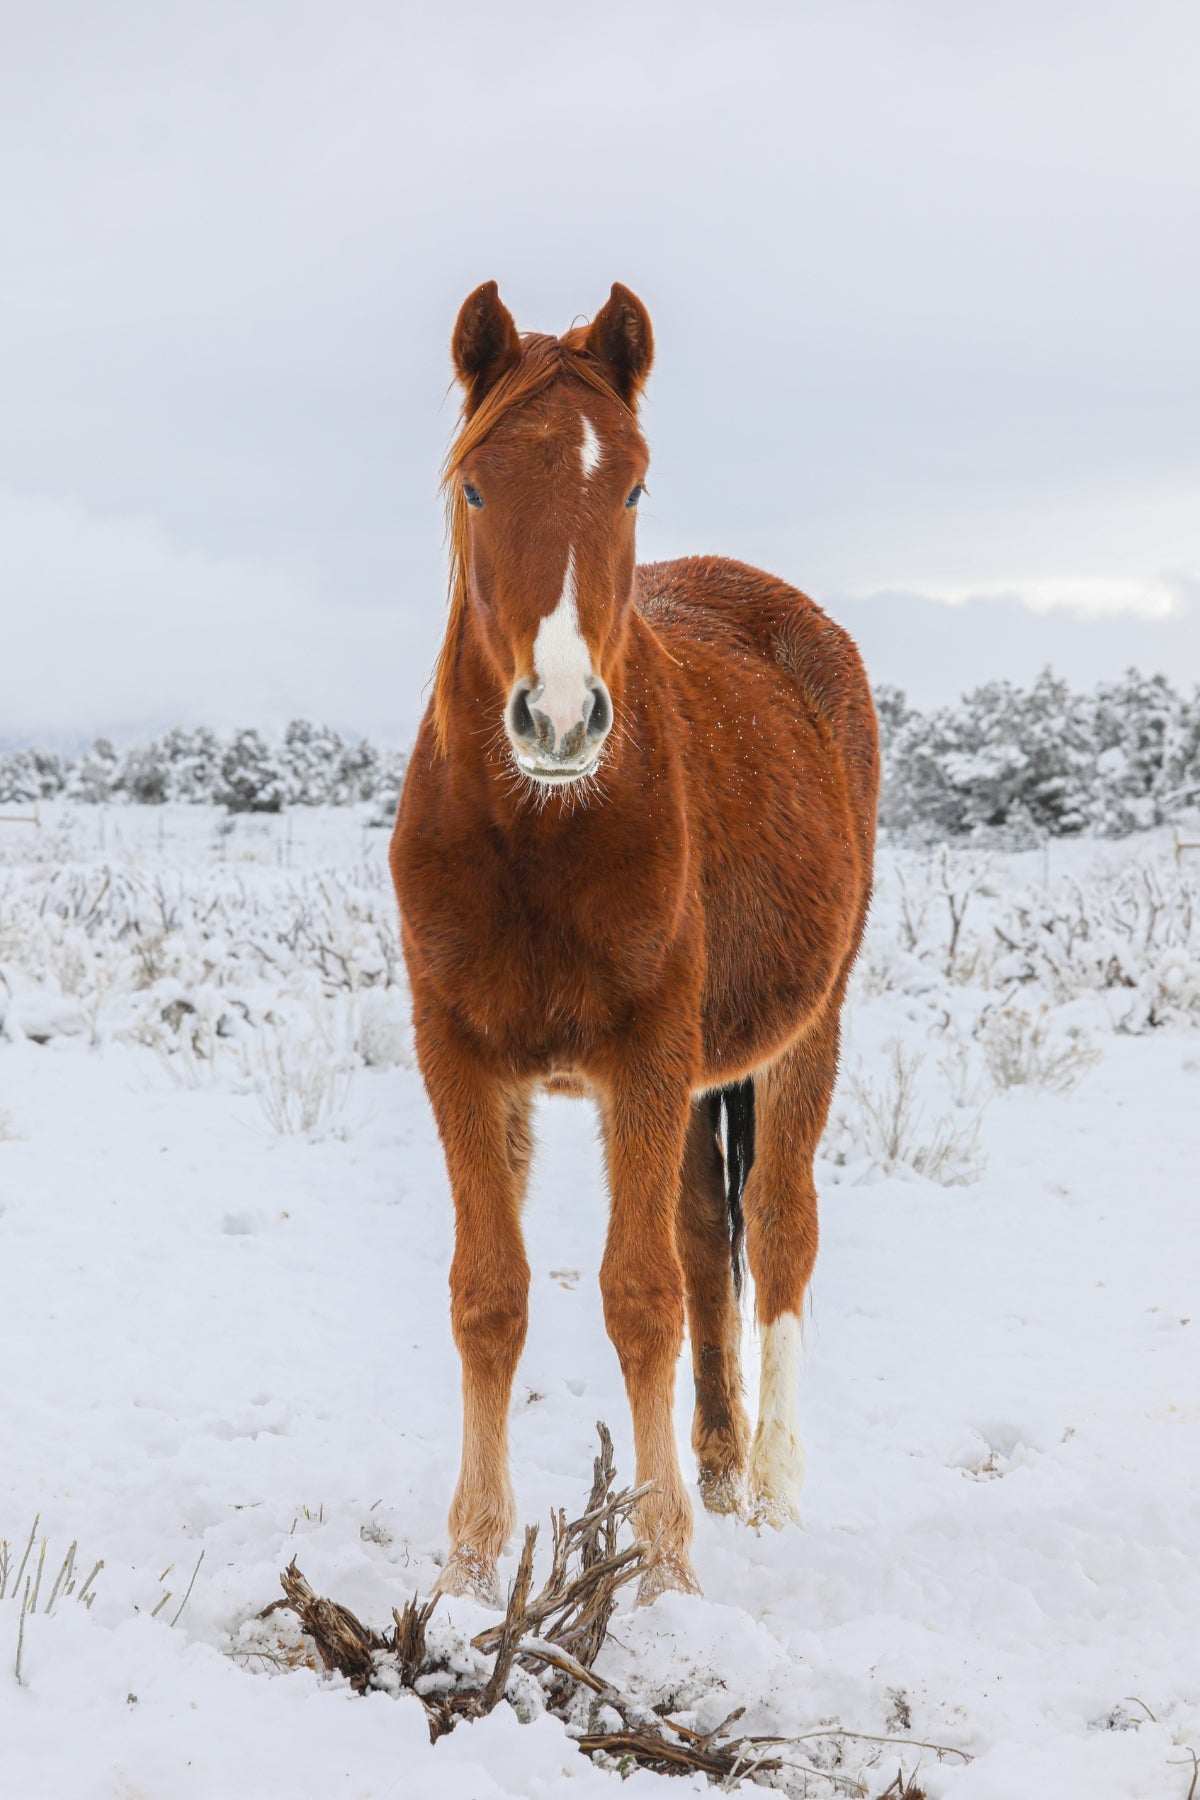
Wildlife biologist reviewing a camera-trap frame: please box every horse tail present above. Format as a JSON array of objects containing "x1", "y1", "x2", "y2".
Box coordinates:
[{"x1": 707, "y1": 1078, "x2": 756, "y2": 1300}]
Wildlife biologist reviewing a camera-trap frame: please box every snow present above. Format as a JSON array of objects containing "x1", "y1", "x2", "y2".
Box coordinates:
[{"x1": 1, "y1": 808, "x2": 1198, "y2": 1796}]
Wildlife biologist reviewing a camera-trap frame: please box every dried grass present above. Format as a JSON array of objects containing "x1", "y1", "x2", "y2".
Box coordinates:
[
  {"x1": 244, "y1": 1022, "x2": 355, "y2": 1138},
  {"x1": 976, "y1": 1005, "x2": 1102, "y2": 1094},
  {"x1": 843, "y1": 1042, "x2": 986, "y2": 1187},
  {"x1": 873, "y1": 1775, "x2": 928, "y2": 1800},
  {"x1": 2, "y1": 1522, "x2": 104, "y2": 1684}
]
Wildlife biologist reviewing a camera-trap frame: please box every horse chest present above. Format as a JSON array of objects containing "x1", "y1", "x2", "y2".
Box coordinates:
[{"x1": 402, "y1": 816, "x2": 689, "y2": 1057}]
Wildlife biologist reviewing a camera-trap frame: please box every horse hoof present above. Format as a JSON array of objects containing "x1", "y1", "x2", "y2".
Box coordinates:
[
  {"x1": 434, "y1": 1546, "x2": 501, "y2": 1606},
  {"x1": 746, "y1": 1487, "x2": 803, "y2": 1531},
  {"x1": 636, "y1": 1551, "x2": 702, "y2": 1605},
  {"x1": 697, "y1": 1469, "x2": 745, "y2": 1517}
]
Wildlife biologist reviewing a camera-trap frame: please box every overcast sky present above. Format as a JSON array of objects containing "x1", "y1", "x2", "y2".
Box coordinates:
[{"x1": 1, "y1": 0, "x2": 1197, "y2": 744}]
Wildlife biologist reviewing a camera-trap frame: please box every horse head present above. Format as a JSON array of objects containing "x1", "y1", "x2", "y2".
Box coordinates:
[{"x1": 438, "y1": 281, "x2": 654, "y2": 787}]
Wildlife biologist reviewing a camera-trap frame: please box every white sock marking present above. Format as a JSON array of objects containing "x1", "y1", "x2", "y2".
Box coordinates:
[
  {"x1": 532, "y1": 546, "x2": 593, "y2": 745},
  {"x1": 751, "y1": 1314, "x2": 806, "y2": 1521},
  {"x1": 579, "y1": 415, "x2": 602, "y2": 479}
]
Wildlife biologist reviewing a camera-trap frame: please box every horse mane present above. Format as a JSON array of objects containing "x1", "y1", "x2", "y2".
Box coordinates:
[{"x1": 432, "y1": 332, "x2": 638, "y2": 754}]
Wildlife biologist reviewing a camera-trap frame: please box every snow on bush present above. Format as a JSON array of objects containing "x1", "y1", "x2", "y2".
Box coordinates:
[
  {"x1": 2, "y1": 818, "x2": 1196, "y2": 1184},
  {"x1": 0, "y1": 855, "x2": 408, "y2": 1137},
  {"x1": 862, "y1": 845, "x2": 1200, "y2": 1032}
]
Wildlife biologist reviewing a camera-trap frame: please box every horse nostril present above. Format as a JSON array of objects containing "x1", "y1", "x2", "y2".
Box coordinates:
[
  {"x1": 508, "y1": 684, "x2": 537, "y2": 743},
  {"x1": 586, "y1": 680, "x2": 612, "y2": 743}
]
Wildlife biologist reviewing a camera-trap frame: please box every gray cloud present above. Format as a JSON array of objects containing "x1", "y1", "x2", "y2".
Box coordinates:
[{"x1": 1, "y1": 0, "x2": 1197, "y2": 740}]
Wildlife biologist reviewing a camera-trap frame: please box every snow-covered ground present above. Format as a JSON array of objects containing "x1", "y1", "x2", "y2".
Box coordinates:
[{"x1": 1, "y1": 808, "x2": 1198, "y2": 1798}]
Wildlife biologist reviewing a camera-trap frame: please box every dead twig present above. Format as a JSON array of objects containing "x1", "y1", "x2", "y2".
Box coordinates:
[
  {"x1": 271, "y1": 1424, "x2": 972, "y2": 1787},
  {"x1": 169, "y1": 1550, "x2": 205, "y2": 1627},
  {"x1": 1168, "y1": 1747, "x2": 1199, "y2": 1800}
]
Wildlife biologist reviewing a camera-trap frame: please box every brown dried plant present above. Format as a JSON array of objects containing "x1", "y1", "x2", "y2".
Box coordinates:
[{"x1": 271, "y1": 1424, "x2": 967, "y2": 1793}]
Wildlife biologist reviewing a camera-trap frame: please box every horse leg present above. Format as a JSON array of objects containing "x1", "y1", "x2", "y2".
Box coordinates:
[
  {"x1": 599, "y1": 1066, "x2": 699, "y2": 1601},
  {"x1": 677, "y1": 1100, "x2": 750, "y2": 1514},
  {"x1": 743, "y1": 1001, "x2": 842, "y2": 1528},
  {"x1": 419, "y1": 1014, "x2": 532, "y2": 1603}
]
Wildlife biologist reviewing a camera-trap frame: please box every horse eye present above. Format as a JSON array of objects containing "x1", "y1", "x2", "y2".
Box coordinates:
[
  {"x1": 463, "y1": 482, "x2": 484, "y2": 509},
  {"x1": 625, "y1": 484, "x2": 644, "y2": 509}
]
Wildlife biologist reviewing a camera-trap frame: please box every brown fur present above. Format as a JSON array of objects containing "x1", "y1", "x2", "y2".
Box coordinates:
[{"x1": 391, "y1": 283, "x2": 879, "y2": 1601}]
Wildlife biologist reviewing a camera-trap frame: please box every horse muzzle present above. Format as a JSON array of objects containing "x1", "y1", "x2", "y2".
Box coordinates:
[{"x1": 505, "y1": 674, "x2": 612, "y2": 781}]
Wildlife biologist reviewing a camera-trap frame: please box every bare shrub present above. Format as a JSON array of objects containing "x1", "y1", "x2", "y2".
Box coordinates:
[
  {"x1": 935, "y1": 1038, "x2": 990, "y2": 1111},
  {"x1": 934, "y1": 846, "x2": 989, "y2": 980},
  {"x1": 134, "y1": 999, "x2": 229, "y2": 1090},
  {"x1": 244, "y1": 1022, "x2": 356, "y2": 1138},
  {"x1": 841, "y1": 1042, "x2": 986, "y2": 1186},
  {"x1": 976, "y1": 1006, "x2": 1102, "y2": 1093}
]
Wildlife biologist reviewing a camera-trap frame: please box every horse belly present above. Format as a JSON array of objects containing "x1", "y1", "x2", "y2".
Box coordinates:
[{"x1": 698, "y1": 812, "x2": 863, "y2": 1079}]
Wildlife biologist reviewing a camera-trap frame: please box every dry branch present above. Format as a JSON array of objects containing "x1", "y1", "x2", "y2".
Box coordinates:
[{"x1": 272, "y1": 1423, "x2": 969, "y2": 1789}]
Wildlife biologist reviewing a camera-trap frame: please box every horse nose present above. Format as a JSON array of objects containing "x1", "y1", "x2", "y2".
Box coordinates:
[{"x1": 507, "y1": 676, "x2": 612, "y2": 763}]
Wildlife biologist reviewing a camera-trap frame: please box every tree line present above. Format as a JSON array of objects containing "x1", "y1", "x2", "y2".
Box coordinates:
[
  {"x1": 876, "y1": 667, "x2": 1200, "y2": 840},
  {"x1": 0, "y1": 722, "x2": 407, "y2": 815},
  {"x1": 2, "y1": 668, "x2": 1199, "y2": 838}
]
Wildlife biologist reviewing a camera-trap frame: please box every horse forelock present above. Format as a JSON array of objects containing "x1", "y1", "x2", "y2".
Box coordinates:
[{"x1": 431, "y1": 335, "x2": 640, "y2": 755}]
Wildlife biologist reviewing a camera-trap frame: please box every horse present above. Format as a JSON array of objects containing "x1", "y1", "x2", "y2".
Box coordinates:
[{"x1": 390, "y1": 281, "x2": 879, "y2": 1604}]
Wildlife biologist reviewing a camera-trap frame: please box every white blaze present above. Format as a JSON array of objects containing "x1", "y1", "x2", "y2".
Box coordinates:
[
  {"x1": 750, "y1": 1314, "x2": 806, "y2": 1525},
  {"x1": 579, "y1": 415, "x2": 602, "y2": 479},
  {"x1": 532, "y1": 547, "x2": 593, "y2": 746}
]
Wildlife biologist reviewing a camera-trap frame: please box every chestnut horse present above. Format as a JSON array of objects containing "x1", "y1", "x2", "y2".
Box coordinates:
[{"x1": 391, "y1": 282, "x2": 878, "y2": 1603}]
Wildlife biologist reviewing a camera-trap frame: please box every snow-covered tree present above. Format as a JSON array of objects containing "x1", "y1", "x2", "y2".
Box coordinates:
[
  {"x1": 367, "y1": 746, "x2": 409, "y2": 826},
  {"x1": 279, "y1": 719, "x2": 345, "y2": 806},
  {"x1": 0, "y1": 749, "x2": 67, "y2": 803},
  {"x1": 214, "y1": 729, "x2": 285, "y2": 813},
  {"x1": 331, "y1": 738, "x2": 380, "y2": 806},
  {"x1": 160, "y1": 727, "x2": 222, "y2": 802},
  {"x1": 1092, "y1": 669, "x2": 1182, "y2": 833},
  {"x1": 118, "y1": 741, "x2": 171, "y2": 804},
  {"x1": 1159, "y1": 686, "x2": 1200, "y2": 812},
  {"x1": 963, "y1": 669, "x2": 1093, "y2": 836},
  {"x1": 66, "y1": 738, "x2": 121, "y2": 804}
]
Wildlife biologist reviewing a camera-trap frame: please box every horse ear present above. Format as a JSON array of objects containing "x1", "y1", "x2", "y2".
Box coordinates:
[
  {"x1": 584, "y1": 283, "x2": 654, "y2": 406},
  {"x1": 452, "y1": 282, "x2": 521, "y2": 414}
]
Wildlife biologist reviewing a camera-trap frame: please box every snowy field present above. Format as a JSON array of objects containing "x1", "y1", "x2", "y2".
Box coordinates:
[{"x1": 1, "y1": 806, "x2": 1198, "y2": 1798}]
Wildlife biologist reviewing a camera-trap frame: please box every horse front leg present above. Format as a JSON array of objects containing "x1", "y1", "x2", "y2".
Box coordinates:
[
  {"x1": 418, "y1": 1012, "x2": 532, "y2": 1604},
  {"x1": 598, "y1": 1053, "x2": 699, "y2": 1602}
]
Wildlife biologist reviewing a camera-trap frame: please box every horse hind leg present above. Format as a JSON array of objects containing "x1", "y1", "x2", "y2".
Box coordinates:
[
  {"x1": 744, "y1": 1003, "x2": 841, "y2": 1529},
  {"x1": 677, "y1": 1097, "x2": 750, "y2": 1513}
]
